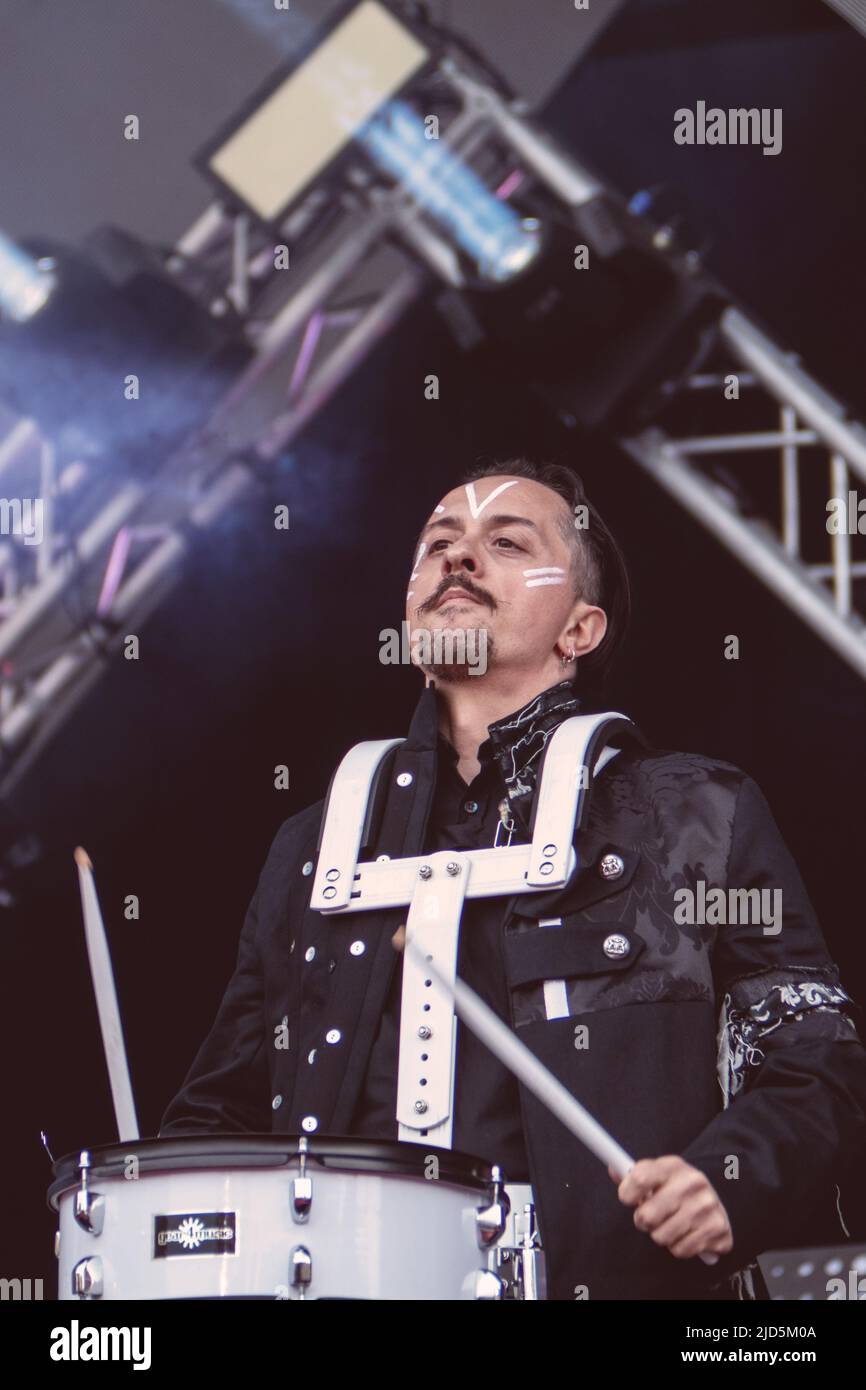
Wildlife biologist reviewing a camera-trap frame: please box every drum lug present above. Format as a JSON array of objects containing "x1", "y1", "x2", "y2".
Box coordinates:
[
  {"x1": 495, "y1": 1245, "x2": 547, "y2": 1301},
  {"x1": 473, "y1": 1268, "x2": 506, "y2": 1300},
  {"x1": 514, "y1": 1200, "x2": 546, "y2": 1300},
  {"x1": 289, "y1": 1244, "x2": 313, "y2": 1298},
  {"x1": 74, "y1": 1150, "x2": 104, "y2": 1235},
  {"x1": 291, "y1": 1176, "x2": 313, "y2": 1222},
  {"x1": 475, "y1": 1164, "x2": 510, "y2": 1250},
  {"x1": 493, "y1": 1198, "x2": 547, "y2": 1299},
  {"x1": 516, "y1": 1246, "x2": 546, "y2": 1301},
  {"x1": 71, "y1": 1256, "x2": 103, "y2": 1299},
  {"x1": 291, "y1": 1136, "x2": 313, "y2": 1222}
]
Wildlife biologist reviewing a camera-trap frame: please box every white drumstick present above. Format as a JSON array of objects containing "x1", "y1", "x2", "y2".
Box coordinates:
[
  {"x1": 74, "y1": 847, "x2": 140, "y2": 1142},
  {"x1": 403, "y1": 930, "x2": 718, "y2": 1266}
]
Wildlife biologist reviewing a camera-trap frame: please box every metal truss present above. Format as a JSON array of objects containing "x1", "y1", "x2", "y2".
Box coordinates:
[
  {"x1": 0, "y1": 52, "x2": 604, "y2": 796},
  {"x1": 621, "y1": 306, "x2": 866, "y2": 680},
  {"x1": 0, "y1": 30, "x2": 864, "y2": 801},
  {"x1": 822, "y1": 1, "x2": 866, "y2": 42}
]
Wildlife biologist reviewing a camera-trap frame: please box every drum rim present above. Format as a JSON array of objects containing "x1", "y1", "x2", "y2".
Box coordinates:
[{"x1": 46, "y1": 1132, "x2": 498, "y2": 1210}]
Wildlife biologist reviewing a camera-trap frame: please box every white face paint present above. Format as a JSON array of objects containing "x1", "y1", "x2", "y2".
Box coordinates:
[
  {"x1": 409, "y1": 541, "x2": 427, "y2": 582},
  {"x1": 464, "y1": 478, "x2": 519, "y2": 519},
  {"x1": 523, "y1": 566, "x2": 565, "y2": 588}
]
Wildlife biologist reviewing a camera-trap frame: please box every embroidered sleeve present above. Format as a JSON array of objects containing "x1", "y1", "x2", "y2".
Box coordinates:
[{"x1": 716, "y1": 966, "x2": 860, "y2": 1107}]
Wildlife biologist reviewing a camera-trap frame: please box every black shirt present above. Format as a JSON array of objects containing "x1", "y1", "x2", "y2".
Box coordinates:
[{"x1": 350, "y1": 730, "x2": 533, "y2": 1179}]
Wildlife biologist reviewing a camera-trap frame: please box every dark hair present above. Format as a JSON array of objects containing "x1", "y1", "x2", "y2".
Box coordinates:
[{"x1": 457, "y1": 458, "x2": 631, "y2": 690}]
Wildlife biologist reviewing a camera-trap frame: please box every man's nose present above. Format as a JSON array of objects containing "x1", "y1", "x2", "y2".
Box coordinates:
[{"x1": 442, "y1": 539, "x2": 479, "y2": 573}]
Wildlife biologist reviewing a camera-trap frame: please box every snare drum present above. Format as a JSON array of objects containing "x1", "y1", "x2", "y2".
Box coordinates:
[{"x1": 48, "y1": 1135, "x2": 546, "y2": 1300}]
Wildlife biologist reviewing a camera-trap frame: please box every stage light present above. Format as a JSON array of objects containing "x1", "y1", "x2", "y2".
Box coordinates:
[
  {"x1": 357, "y1": 100, "x2": 543, "y2": 284},
  {"x1": 199, "y1": 0, "x2": 432, "y2": 225},
  {"x1": 0, "y1": 230, "x2": 57, "y2": 323},
  {"x1": 197, "y1": 3, "x2": 541, "y2": 285}
]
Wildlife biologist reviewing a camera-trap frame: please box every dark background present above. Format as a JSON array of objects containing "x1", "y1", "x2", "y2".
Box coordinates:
[{"x1": 2, "y1": 1, "x2": 865, "y2": 1287}]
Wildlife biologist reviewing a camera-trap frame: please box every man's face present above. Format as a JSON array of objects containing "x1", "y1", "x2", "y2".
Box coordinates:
[{"x1": 405, "y1": 475, "x2": 582, "y2": 682}]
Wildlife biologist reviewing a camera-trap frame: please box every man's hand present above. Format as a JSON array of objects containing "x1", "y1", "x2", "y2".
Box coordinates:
[{"x1": 608, "y1": 1155, "x2": 734, "y2": 1260}]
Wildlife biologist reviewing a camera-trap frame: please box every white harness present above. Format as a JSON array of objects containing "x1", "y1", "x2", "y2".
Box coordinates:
[{"x1": 310, "y1": 711, "x2": 631, "y2": 1150}]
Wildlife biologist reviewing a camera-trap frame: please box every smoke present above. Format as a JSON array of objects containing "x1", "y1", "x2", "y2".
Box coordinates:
[{"x1": 214, "y1": 0, "x2": 317, "y2": 56}]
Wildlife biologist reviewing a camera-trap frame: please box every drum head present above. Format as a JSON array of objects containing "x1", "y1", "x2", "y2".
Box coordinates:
[{"x1": 47, "y1": 1133, "x2": 496, "y2": 1210}]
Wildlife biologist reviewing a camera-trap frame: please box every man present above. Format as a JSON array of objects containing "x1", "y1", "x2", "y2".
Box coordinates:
[{"x1": 160, "y1": 458, "x2": 866, "y2": 1300}]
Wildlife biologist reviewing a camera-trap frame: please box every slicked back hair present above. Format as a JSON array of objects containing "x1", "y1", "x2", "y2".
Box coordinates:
[{"x1": 456, "y1": 458, "x2": 631, "y2": 692}]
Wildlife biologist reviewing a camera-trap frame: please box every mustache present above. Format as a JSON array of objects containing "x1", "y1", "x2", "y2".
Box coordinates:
[{"x1": 416, "y1": 576, "x2": 496, "y2": 615}]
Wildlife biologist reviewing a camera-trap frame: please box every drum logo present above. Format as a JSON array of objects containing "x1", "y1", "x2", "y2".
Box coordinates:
[{"x1": 154, "y1": 1212, "x2": 236, "y2": 1257}]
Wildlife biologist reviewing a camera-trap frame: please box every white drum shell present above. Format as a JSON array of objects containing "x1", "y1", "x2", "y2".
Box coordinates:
[{"x1": 56, "y1": 1164, "x2": 490, "y2": 1301}]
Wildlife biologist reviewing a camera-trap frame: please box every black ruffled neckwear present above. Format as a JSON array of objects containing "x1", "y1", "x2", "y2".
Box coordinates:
[{"x1": 484, "y1": 677, "x2": 582, "y2": 832}]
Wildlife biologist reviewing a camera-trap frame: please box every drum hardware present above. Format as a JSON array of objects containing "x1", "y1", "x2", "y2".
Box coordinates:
[
  {"x1": 291, "y1": 1136, "x2": 313, "y2": 1223},
  {"x1": 50, "y1": 1137, "x2": 507, "y2": 1300},
  {"x1": 492, "y1": 1197, "x2": 546, "y2": 1300},
  {"x1": 289, "y1": 1245, "x2": 313, "y2": 1299},
  {"x1": 73, "y1": 1150, "x2": 104, "y2": 1235},
  {"x1": 71, "y1": 1255, "x2": 103, "y2": 1299},
  {"x1": 474, "y1": 1165, "x2": 510, "y2": 1250},
  {"x1": 473, "y1": 1269, "x2": 506, "y2": 1300}
]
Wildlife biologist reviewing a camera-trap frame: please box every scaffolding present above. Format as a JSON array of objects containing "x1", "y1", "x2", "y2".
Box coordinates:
[{"x1": 0, "y1": 35, "x2": 863, "y2": 799}]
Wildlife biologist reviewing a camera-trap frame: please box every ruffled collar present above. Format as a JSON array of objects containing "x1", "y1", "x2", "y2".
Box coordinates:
[{"x1": 485, "y1": 679, "x2": 582, "y2": 830}]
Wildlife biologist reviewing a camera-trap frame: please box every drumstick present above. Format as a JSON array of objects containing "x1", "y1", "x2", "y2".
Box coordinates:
[
  {"x1": 398, "y1": 927, "x2": 719, "y2": 1267},
  {"x1": 74, "y1": 847, "x2": 140, "y2": 1142}
]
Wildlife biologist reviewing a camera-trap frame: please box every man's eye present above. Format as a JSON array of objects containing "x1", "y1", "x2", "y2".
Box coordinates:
[
  {"x1": 429, "y1": 539, "x2": 450, "y2": 552},
  {"x1": 493, "y1": 537, "x2": 521, "y2": 550}
]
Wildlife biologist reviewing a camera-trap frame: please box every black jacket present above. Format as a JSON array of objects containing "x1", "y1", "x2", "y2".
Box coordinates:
[{"x1": 159, "y1": 689, "x2": 866, "y2": 1300}]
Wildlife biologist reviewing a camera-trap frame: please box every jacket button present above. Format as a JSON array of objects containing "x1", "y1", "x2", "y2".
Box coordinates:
[
  {"x1": 307, "y1": 1049, "x2": 317, "y2": 1064},
  {"x1": 396, "y1": 772, "x2": 413, "y2": 787},
  {"x1": 599, "y1": 852, "x2": 625, "y2": 881},
  {"x1": 302, "y1": 861, "x2": 313, "y2": 876},
  {"x1": 301, "y1": 1115, "x2": 318, "y2": 1132},
  {"x1": 349, "y1": 940, "x2": 366, "y2": 956},
  {"x1": 328, "y1": 958, "x2": 336, "y2": 973},
  {"x1": 464, "y1": 800, "x2": 479, "y2": 814},
  {"x1": 272, "y1": 1094, "x2": 283, "y2": 1110},
  {"x1": 603, "y1": 933, "x2": 630, "y2": 959},
  {"x1": 325, "y1": 1029, "x2": 342, "y2": 1044},
  {"x1": 305, "y1": 946, "x2": 316, "y2": 962}
]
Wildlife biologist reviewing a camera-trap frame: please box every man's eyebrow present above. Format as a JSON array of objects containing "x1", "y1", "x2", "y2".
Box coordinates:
[
  {"x1": 420, "y1": 514, "x2": 461, "y2": 537},
  {"x1": 420, "y1": 512, "x2": 540, "y2": 537},
  {"x1": 485, "y1": 513, "x2": 540, "y2": 532}
]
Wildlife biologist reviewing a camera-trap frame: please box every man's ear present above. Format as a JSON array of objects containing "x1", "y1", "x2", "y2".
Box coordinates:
[{"x1": 561, "y1": 602, "x2": 607, "y2": 659}]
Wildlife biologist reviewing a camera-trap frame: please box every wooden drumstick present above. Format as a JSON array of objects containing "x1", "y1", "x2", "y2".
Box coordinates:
[{"x1": 395, "y1": 925, "x2": 719, "y2": 1267}]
